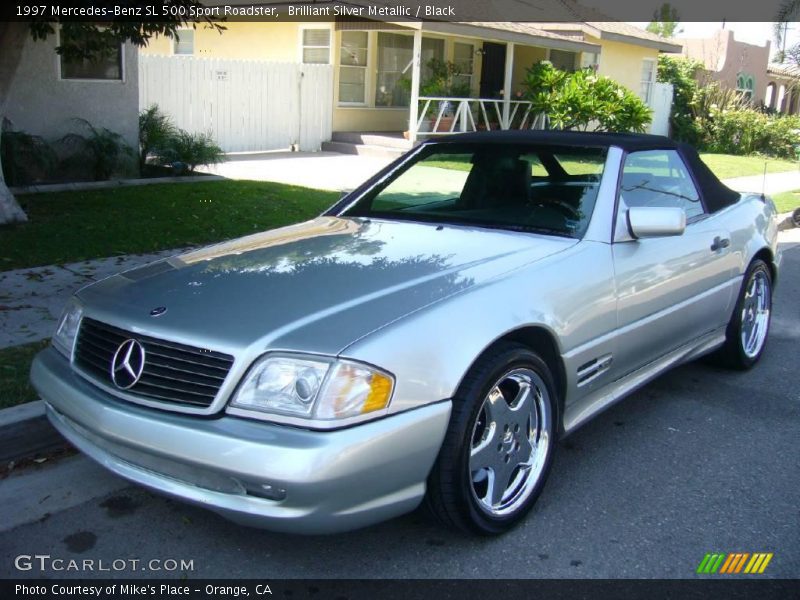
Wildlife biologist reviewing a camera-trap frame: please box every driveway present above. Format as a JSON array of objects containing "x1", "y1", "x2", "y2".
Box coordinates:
[{"x1": 201, "y1": 151, "x2": 393, "y2": 192}]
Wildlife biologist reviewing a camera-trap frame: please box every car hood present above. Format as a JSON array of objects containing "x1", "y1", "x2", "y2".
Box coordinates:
[{"x1": 78, "y1": 217, "x2": 575, "y2": 355}]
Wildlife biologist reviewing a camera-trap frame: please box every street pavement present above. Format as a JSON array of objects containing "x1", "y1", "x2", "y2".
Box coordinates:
[{"x1": 0, "y1": 232, "x2": 797, "y2": 579}]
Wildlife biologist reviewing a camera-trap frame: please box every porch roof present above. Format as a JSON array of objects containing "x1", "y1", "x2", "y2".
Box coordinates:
[
  {"x1": 422, "y1": 22, "x2": 602, "y2": 54},
  {"x1": 767, "y1": 63, "x2": 800, "y2": 81}
]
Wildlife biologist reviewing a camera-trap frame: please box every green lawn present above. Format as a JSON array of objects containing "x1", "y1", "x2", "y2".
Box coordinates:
[
  {"x1": 428, "y1": 153, "x2": 799, "y2": 180},
  {"x1": 698, "y1": 154, "x2": 798, "y2": 180},
  {"x1": 0, "y1": 181, "x2": 338, "y2": 271},
  {"x1": 772, "y1": 189, "x2": 800, "y2": 213},
  {"x1": 1, "y1": 153, "x2": 797, "y2": 273},
  {"x1": 0, "y1": 339, "x2": 49, "y2": 409}
]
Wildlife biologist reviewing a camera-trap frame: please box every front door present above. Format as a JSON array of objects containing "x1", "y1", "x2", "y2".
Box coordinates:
[{"x1": 479, "y1": 43, "x2": 506, "y2": 98}]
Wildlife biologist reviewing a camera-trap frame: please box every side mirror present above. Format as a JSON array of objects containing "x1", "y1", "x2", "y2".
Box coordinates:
[{"x1": 627, "y1": 207, "x2": 686, "y2": 239}]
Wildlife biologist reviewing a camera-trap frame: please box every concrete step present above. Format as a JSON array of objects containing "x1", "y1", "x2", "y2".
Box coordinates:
[
  {"x1": 331, "y1": 131, "x2": 413, "y2": 150},
  {"x1": 321, "y1": 141, "x2": 407, "y2": 160}
]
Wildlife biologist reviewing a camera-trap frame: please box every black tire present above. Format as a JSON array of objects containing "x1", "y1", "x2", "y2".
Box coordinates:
[
  {"x1": 425, "y1": 342, "x2": 557, "y2": 535},
  {"x1": 713, "y1": 259, "x2": 773, "y2": 370}
]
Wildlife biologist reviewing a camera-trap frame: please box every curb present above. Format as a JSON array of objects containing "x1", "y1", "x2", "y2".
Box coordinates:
[
  {"x1": 10, "y1": 174, "x2": 226, "y2": 195},
  {"x1": 0, "y1": 400, "x2": 65, "y2": 463}
]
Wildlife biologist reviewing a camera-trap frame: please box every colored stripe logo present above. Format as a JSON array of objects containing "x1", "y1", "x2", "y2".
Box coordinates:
[{"x1": 697, "y1": 552, "x2": 773, "y2": 574}]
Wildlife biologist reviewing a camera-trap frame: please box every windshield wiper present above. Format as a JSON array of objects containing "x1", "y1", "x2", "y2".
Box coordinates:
[{"x1": 490, "y1": 224, "x2": 574, "y2": 238}]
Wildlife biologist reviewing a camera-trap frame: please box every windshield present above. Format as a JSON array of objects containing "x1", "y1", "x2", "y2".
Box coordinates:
[{"x1": 341, "y1": 143, "x2": 608, "y2": 238}]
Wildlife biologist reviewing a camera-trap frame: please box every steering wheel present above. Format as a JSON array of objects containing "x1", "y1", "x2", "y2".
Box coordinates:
[{"x1": 534, "y1": 199, "x2": 581, "y2": 221}]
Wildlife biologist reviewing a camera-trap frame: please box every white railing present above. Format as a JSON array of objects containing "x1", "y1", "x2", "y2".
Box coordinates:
[{"x1": 415, "y1": 97, "x2": 548, "y2": 136}]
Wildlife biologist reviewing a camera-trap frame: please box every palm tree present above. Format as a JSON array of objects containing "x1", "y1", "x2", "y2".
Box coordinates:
[{"x1": 773, "y1": 2, "x2": 800, "y2": 64}]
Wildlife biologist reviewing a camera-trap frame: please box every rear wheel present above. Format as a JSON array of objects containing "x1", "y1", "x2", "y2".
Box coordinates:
[
  {"x1": 425, "y1": 342, "x2": 556, "y2": 535},
  {"x1": 714, "y1": 259, "x2": 772, "y2": 369}
]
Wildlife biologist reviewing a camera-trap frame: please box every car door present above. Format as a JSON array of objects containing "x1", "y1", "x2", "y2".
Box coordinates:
[{"x1": 611, "y1": 149, "x2": 735, "y2": 376}]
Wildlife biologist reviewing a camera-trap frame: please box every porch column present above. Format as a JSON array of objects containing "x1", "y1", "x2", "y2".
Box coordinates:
[
  {"x1": 408, "y1": 28, "x2": 422, "y2": 143},
  {"x1": 502, "y1": 42, "x2": 515, "y2": 129}
]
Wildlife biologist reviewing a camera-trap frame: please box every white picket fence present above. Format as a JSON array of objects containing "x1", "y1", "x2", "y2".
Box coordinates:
[
  {"x1": 139, "y1": 55, "x2": 333, "y2": 152},
  {"x1": 648, "y1": 82, "x2": 674, "y2": 137}
]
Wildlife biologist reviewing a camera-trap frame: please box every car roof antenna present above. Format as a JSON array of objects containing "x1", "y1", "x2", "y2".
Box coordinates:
[{"x1": 761, "y1": 162, "x2": 767, "y2": 201}]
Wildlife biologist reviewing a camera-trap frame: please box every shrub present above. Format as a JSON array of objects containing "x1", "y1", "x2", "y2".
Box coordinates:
[
  {"x1": 0, "y1": 119, "x2": 57, "y2": 186},
  {"x1": 657, "y1": 55, "x2": 800, "y2": 157},
  {"x1": 704, "y1": 109, "x2": 800, "y2": 158},
  {"x1": 160, "y1": 130, "x2": 225, "y2": 174},
  {"x1": 139, "y1": 104, "x2": 178, "y2": 171},
  {"x1": 60, "y1": 118, "x2": 133, "y2": 181},
  {"x1": 522, "y1": 62, "x2": 652, "y2": 133}
]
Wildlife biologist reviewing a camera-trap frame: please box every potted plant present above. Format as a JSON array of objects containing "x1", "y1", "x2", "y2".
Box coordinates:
[{"x1": 420, "y1": 59, "x2": 472, "y2": 133}]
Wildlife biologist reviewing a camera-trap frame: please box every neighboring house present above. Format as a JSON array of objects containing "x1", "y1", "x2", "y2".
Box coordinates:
[
  {"x1": 140, "y1": 18, "x2": 679, "y2": 151},
  {"x1": 679, "y1": 29, "x2": 771, "y2": 105},
  {"x1": 764, "y1": 63, "x2": 800, "y2": 114},
  {"x1": 5, "y1": 32, "x2": 139, "y2": 161}
]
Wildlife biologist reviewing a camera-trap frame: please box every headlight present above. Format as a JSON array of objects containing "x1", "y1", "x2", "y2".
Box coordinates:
[
  {"x1": 229, "y1": 354, "x2": 394, "y2": 423},
  {"x1": 52, "y1": 299, "x2": 83, "y2": 359}
]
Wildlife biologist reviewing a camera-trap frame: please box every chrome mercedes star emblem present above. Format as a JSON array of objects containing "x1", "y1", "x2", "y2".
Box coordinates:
[{"x1": 111, "y1": 339, "x2": 146, "y2": 389}]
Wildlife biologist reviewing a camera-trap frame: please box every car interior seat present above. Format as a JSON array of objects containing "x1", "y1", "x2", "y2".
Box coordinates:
[{"x1": 459, "y1": 155, "x2": 531, "y2": 211}]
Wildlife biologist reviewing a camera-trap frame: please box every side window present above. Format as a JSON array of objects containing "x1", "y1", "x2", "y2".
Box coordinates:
[{"x1": 620, "y1": 150, "x2": 705, "y2": 221}]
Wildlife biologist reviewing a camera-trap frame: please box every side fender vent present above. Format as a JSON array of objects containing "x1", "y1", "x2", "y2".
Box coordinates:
[{"x1": 577, "y1": 354, "x2": 613, "y2": 387}]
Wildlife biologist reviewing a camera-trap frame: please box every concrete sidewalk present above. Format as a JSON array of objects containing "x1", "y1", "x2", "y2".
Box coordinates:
[
  {"x1": 0, "y1": 248, "x2": 185, "y2": 350},
  {"x1": 723, "y1": 169, "x2": 800, "y2": 195}
]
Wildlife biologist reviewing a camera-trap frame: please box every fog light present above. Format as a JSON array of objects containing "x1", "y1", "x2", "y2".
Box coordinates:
[{"x1": 243, "y1": 481, "x2": 287, "y2": 501}]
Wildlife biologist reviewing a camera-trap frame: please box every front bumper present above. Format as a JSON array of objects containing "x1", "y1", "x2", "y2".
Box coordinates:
[{"x1": 31, "y1": 348, "x2": 451, "y2": 534}]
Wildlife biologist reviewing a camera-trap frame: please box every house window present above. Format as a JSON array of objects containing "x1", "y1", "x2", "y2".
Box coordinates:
[
  {"x1": 375, "y1": 33, "x2": 413, "y2": 107},
  {"x1": 736, "y1": 73, "x2": 755, "y2": 102},
  {"x1": 421, "y1": 37, "x2": 445, "y2": 81},
  {"x1": 453, "y1": 42, "x2": 475, "y2": 92},
  {"x1": 580, "y1": 52, "x2": 599, "y2": 71},
  {"x1": 374, "y1": 34, "x2": 446, "y2": 107},
  {"x1": 173, "y1": 29, "x2": 194, "y2": 55},
  {"x1": 302, "y1": 28, "x2": 331, "y2": 64},
  {"x1": 550, "y1": 50, "x2": 577, "y2": 72},
  {"x1": 59, "y1": 27, "x2": 122, "y2": 80},
  {"x1": 640, "y1": 58, "x2": 656, "y2": 104},
  {"x1": 339, "y1": 31, "x2": 368, "y2": 104},
  {"x1": 620, "y1": 150, "x2": 705, "y2": 222}
]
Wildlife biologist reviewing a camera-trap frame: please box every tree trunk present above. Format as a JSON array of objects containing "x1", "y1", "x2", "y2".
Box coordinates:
[
  {"x1": 0, "y1": 22, "x2": 30, "y2": 224},
  {"x1": 0, "y1": 148, "x2": 27, "y2": 223}
]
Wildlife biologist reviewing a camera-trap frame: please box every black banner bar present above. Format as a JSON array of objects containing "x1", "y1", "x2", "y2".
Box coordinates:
[
  {"x1": 3, "y1": 579, "x2": 800, "y2": 600},
  {"x1": 1, "y1": 0, "x2": 797, "y2": 23}
]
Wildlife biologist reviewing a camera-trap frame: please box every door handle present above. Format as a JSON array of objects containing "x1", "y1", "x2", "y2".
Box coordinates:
[{"x1": 710, "y1": 236, "x2": 730, "y2": 251}]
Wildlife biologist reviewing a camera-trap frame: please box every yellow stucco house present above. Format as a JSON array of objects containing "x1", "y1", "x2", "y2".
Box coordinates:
[{"x1": 140, "y1": 19, "x2": 679, "y2": 152}]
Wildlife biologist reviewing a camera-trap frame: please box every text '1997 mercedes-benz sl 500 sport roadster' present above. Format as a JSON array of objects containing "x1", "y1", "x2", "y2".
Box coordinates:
[{"x1": 32, "y1": 131, "x2": 781, "y2": 535}]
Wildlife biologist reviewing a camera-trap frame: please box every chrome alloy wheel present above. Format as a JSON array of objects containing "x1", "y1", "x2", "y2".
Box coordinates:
[
  {"x1": 468, "y1": 368, "x2": 552, "y2": 517},
  {"x1": 740, "y1": 269, "x2": 771, "y2": 359}
]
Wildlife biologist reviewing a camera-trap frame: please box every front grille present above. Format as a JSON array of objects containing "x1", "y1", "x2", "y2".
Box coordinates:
[{"x1": 74, "y1": 317, "x2": 234, "y2": 408}]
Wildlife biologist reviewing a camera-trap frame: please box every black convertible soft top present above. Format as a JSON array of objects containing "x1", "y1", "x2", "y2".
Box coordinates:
[{"x1": 432, "y1": 130, "x2": 741, "y2": 213}]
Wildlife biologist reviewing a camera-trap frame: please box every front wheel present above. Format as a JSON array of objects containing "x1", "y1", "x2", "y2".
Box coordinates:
[
  {"x1": 714, "y1": 259, "x2": 773, "y2": 369},
  {"x1": 425, "y1": 342, "x2": 557, "y2": 535}
]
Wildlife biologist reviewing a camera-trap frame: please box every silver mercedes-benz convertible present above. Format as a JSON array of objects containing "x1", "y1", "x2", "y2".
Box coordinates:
[{"x1": 32, "y1": 131, "x2": 781, "y2": 535}]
